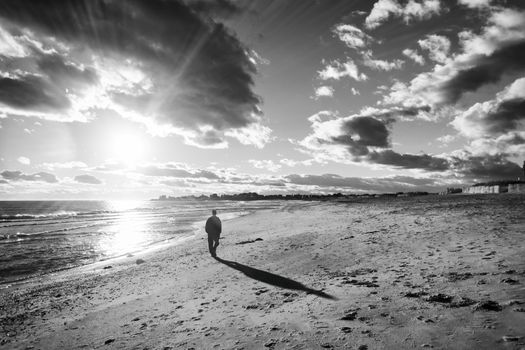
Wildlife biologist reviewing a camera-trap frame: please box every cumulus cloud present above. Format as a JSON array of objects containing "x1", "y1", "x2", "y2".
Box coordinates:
[
  {"x1": 0, "y1": 0, "x2": 270, "y2": 148},
  {"x1": 383, "y1": 8, "x2": 525, "y2": 108},
  {"x1": 248, "y1": 160, "x2": 282, "y2": 172},
  {"x1": 42, "y1": 161, "x2": 87, "y2": 170},
  {"x1": 296, "y1": 108, "x2": 440, "y2": 169},
  {"x1": 449, "y1": 152, "x2": 523, "y2": 180},
  {"x1": 314, "y1": 86, "x2": 335, "y2": 98},
  {"x1": 418, "y1": 34, "x2": 451, "y2": 63},
  {"x1": 1, "y1": 170, "x2": 58, "y2": 183},
  {"x1": 402, "y1": 48, "x2": 425, "y2": 65},
  {"x1": 285, "y1": 173, "x2": 443, "y2": 192},
  {"x1": 351, "y1": 87, "x2": 361, "y2": 95},
  {"x1": 365, "y1": 0, "x2": 442, "y2": 29},
  {"x1": 451, "y1": 77, "x2": 525, "y2": 155},
  {"x1": 17, "y1": 156, "x2": 30, "y2": 165},
  {"x1": 318, "y1": 59, "x2": 368, "y2": 81},
  {"x1": 362, "y1": 51, "x2": 405, "y2": 71},
  {"x1": 74, "y1": 174, "x2": 102, "y2": 184},
  {"x1": 136, "y1": 164, "x2": 220, "y2": 180},
  {"x1": 333, "y1": 24, "x2": 374, "y2": 49},
  {"x1": 458, "y1": 0, "x2": 491, "y2": 9}
]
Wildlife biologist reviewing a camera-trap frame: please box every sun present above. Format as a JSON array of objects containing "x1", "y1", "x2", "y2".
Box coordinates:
[{"x1": 109, "y1": 132, "x2": 146, "y2": 166}]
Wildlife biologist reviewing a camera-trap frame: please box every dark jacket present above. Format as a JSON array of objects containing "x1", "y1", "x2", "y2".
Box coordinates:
[{"x1": 205, "y1": 216, "x2": 222, "y2": 236}]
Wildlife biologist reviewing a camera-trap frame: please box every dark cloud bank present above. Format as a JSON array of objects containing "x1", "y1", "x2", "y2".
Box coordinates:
[
  {"x1": 321, "y1": 108, "x2": 522, "y2": 179},
  {"x1": 0, "y1": 170, "x2": 58, "y2": 183},
  {"x1": 74, "y1": 174, "x2": 102, "y2": 185}
]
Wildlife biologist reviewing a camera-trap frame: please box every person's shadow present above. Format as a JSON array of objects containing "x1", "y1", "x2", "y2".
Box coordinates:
[{"x1": 214, "y1": 257, "x2": 336, "y2": 300}]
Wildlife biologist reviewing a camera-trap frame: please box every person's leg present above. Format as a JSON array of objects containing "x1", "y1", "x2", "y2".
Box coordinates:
[
  {"x1": 213, "y1": 235, "x2": 220, "y2": 254},
  {"x1": 208, "y1": 235, "x2": 215, "y2": 256}
]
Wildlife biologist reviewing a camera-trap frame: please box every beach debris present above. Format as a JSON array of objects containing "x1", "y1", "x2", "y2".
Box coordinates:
[
  {"x1": 135, "y1": 259, "x2": 146, "y2": 265},
  {"x1": 104, "y1": 338, "x2": 115, "y2": 345},
  {"x1": 340, "y1": 327, "x2": 353, "y2": 333},
  {"x1": 264, "y1": 339, "x2": 277, "y2": 348},
  {"x1": 424, "y1": 293, "x2": 453, "y2": 303},
  {"x1": 501, "y1": 278, "x2": 519, "y2": 284},
  {"x1": 340, "y1": 309, "x2": 359, "y2": 321},
  {"x1": 342, "y1": 279, "x2": 379, "y2": 288},
  {"x1": 404, "y1": 291, "x2": 428, "y2": 298},
  {"x1": 321, "y1": 343, "x2": 333, "y2": 348},
  {"x1": 474, "y1": 300, "x2": 502, "y2": 311},
  {"x1": 235, "y1": 238, "x2": 263, "y2": 245},
  {"x1": 513, "y1": 307, "x2": 525, "y2": 312},
  {"x1": 450, "y1": 297, "x2": 476, "y2": 308},
  {"x1": 103, "y1": 265, "x2": 113, "y2": 269},
  {"x1": 502, "y1": 335, "x2": 521, "y2": 342},
  {"x1": 358, "y1": 344, "x2": 368, "y2": 350},
  {"x1": 445, "y1": 272, "x2": 473, "y2": 282}
]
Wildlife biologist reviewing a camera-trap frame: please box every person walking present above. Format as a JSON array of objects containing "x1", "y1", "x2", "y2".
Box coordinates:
[{"x1": 205, "y1": 209, "x2": 221, "y2": 257}]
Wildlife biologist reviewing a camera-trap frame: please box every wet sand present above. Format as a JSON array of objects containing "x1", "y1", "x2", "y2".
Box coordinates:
[{"x1": 1, "y1": 196, "x2": 524, "y2": 349}]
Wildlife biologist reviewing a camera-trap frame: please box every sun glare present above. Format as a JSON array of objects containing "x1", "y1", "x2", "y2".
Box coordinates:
[{"x1": 109, "y1": 132, "x2": 146, "y2": 166}]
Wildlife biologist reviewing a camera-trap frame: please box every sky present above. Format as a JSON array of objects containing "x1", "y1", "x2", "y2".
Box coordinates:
[{"x1": 0, "y1": 0, "x2": 524, "y2": 199}]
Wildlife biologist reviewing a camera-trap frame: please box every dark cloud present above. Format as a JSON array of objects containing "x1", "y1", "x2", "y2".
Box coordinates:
[
  {"x1": 74, "y1": 174, "x2": 102, "y2": 184},
  {"x1": 37, "y1": 54, "x2": 98, "y2": 91},
  {"x1": 137, "y1": 165, "x2": 220, "y2": 179},
  {"x1": 285, "y1": 173, "x2": 442, "y2": 192},
  {"x1": 0, "y1": 170, "x2": 58, "y2": 183},
  {"x1": 367, "y1": 150, "x2": 450, "y2": 171},
  {"x1": 0, "y1": 76, "x2": 70, "y2": 111},
  {"x1": 0, "y1": 0, "x2": 262, "y2": 145},
  {"x1": 442, "y1": 40, "x2": 525, "y2": 103},
  {"x1": 331, "y1": 116, "x2": 391, "y2": 156},
  {"x1": 450, "y1": 153, "x2": 522, "y2": 180},
  {"x1": 327, "y1": 107, "x2": 431, "y2": 157},
  {"x1": 187, "y1": 0, "x2": 243, "y2": 19},
  {"x1": 484, "y1": 98, "x2": 525, "y2": 135}
]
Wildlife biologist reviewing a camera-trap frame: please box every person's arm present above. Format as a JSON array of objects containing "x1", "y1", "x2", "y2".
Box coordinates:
[{"x1": 218, "y1": 219, "x2": 222, "y2": 234}]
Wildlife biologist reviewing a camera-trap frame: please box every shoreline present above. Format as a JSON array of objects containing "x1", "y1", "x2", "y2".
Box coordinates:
[
  {"x1": 1, "y1": 206, "x2": 262, "y2": 291},
  {"x1": 1, "y1": 198, "x2": 524, "y2": 349}
]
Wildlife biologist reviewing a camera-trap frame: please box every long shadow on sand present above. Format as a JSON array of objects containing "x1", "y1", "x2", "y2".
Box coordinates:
[{"x1": 214, "y1": 257, "x2": 336, "y2": 300}]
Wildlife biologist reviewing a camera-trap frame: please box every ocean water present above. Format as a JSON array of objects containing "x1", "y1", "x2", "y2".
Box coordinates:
[{"x1": 0, "y1": 200, "x2": 281, "y2": 285}]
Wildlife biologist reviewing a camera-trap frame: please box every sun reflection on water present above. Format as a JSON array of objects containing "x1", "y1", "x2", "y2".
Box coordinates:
[{"x1": 100, "y1": 200, "x2": 150, "y2": 256}]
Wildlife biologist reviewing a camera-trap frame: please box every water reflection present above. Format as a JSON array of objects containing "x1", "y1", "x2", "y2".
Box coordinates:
[{"x1": 100, "y1": 200, "x2": 150, "y2": 256}]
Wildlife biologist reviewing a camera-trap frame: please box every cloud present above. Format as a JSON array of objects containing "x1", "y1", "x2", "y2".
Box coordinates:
[
  {"x1": 418, "y1": 34, "x2": 451, "y2": 63},
  {"x1": 314, "y1": 86, "x2": 334, "y2": 98},
  {"x1": 74, "y1": 174, "x2": 102, "y2": 184},
  {"x1": 365, "y1": 0, "x2": 442, "y2": 29},
  {"x1": 451, "y1": 77, "x2": 525, "y2": 156},
  {"x1": 402, "y1": 48, "x2": 425, "y2": 65},
  {"x1": 285, "y1": 173, "x2": 443, "y2": 192},
  {"x1": 297, "y1": 107, "x2": 435, "y2": 167},
  {"x1": 440, "y1": 40, "x2": 525, "y2": 104},
  {"x1": 362, "y1": 51, "x2": 404, "y2": 71},
  {"x1": 42, "y1": 161, "x2": 87, "y2": 170},
  {"x1": 248, "y1": 160, "x2": 282, "y2": 172},
  {"x1": 383, "y1": 8, "x2": 525, "y2": 108},
  {"x1": 333, "y1": 24, "x2": 374, "y2": 49},
  {"x1": 351, "y1": 87, "x2": 361, "y2": 95},
  {"x1": 1, "y1": 170, "x2": 58, "y2": 183},
  {"x1": 136, "y1": 164, "x2": 220, "y2": 180},
  {"x1": 367, "y1": 150, "x2": 449, "y2": 171},
  {"x1": 449, "y1": 152, "x2": 523, "y2": 180},
  {"x1": 318, "y1": 59, "x2": 368, "y2": 81},
  {"x1": 17, "y1": 156, "x2": 30, "y2": 165},
  {"x1": 458, "y1": 0, "x2": 491, "y2": 9},
  {"x1": 0, "y1": 0, "x2": 270, "y2": 148}
]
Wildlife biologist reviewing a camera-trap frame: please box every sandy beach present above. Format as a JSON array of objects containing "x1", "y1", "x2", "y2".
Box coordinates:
[{"x1": 1, "y1": 196, "x2": 525, "y2": 349}]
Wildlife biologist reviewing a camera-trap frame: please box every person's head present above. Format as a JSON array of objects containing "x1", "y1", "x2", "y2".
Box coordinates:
[{"x1": 212, "y1": 209, "x2": 217, "y2": 216}]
